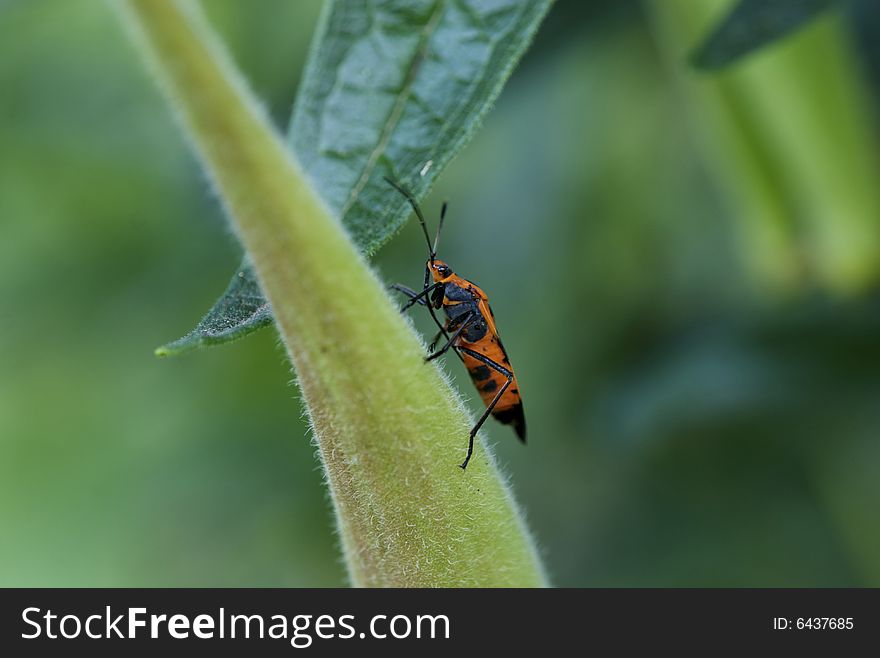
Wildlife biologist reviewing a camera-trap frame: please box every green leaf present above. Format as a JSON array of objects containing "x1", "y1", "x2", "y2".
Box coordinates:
[
  {"x1": 154, "y1": 261, "x2": 272, "y2": 357},
  {"x1": 691, "y1": 0, "x2": 844, "y2": 70},
  {"x1": 159, "y1": 0, "x2": 554, "y2": 356}
]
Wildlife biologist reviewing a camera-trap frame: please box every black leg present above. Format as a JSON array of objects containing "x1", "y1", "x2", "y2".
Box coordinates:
[
  {"x1": 398, "y1": 280, "x2": 449, "y2": 352},
  {"x1": 423, "y1": 296, "x2": 453, "y2": 354},
  {"x1": 425, "y1": 313, "x2": 473, "y2": 362},
  {"x1": 456, "y1": 346, "x2": 513, "y2": 377},
  {"x1": 428, "y1": 329, "x2": 444, "y2": 353},
  {"x1": 455, "y1": 346, "x2": 514, "y2": 470},
  {"x1": 389, "y1": 280, "x2": 456, "y2": 357},
  {"x1": 388, "y1": 272, "x2": 468, "y2": 368},
  {"x1": 395, "y1": 280, "x2": 445, "y2": 312},
  {"x1": 390, "y1": 281, "x2": 452, "y2": 343},
  {"x1": 388, "y1": 283, "x2": 427, "y2": 306}
]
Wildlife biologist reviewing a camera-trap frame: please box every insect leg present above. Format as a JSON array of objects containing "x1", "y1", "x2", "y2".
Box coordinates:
[
  {"x1": 455, "y1": 346, "x2": 514, "y2": 470},
  {"x1": 389, "y1": 282, "x2": 453, "y2": 350},
  {"x1": 388, "y1": 280, "x2": 469, "y2": 364},
  {"x1": 425, "y1": 313, "x2": 473, "y2": 362},
  {"x1": 428, "y1": 329, "x2": 444, "y2": 353},
  {"x1": 388, "y1": 283, "x2": 427, "y2": 306},
  {"x1": 422, "y1": 293, "x2": 453, "y2": 349},
  {"x1": 399, "y1": 281, "x2": 445, "y2": 312}
]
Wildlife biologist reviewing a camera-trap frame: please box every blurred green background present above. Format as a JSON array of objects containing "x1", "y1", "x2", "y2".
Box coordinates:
[{"x1": 2, "y1": 0, "x2": 880, "y2": 586}]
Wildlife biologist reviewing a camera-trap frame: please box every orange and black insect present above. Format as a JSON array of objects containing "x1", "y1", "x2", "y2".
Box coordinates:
[{"x1": 385, "y1": 177, "x2": 525, "y2": 470}]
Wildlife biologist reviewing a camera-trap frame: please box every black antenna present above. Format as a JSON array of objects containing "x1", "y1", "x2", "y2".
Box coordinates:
[
  {"x1": 384, "y1": 177, "x2": 435, "y2": 262},
  {"x1": 434, "y1": 202, "x2": 447, "y2": 256}
]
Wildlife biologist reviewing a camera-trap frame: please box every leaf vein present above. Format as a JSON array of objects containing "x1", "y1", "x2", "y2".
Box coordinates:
[{"x1": 339, "y1": 0, "x2": 447, "y2": 220}]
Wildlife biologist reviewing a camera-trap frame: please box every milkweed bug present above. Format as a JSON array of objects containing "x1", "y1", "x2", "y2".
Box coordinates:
[{"x1": 385, "y1": 177, "x2": 526, "y2": 470}]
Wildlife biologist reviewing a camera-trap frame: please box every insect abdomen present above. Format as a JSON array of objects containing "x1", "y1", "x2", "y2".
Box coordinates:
[{"x1": 461, "y1": 339, "x2": 526, "y2": 443}]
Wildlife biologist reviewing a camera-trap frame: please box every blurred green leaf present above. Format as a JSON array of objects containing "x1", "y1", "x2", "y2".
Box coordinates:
[
  {"x1": 691, "y1": 0, "x2": 844, "y2": 70},
  {"x1": 160, "y1": 0, "x2": 553, "y2": 356},
  {"x1": 652, "y1": 0, "x2": 880, "y2": 294}
]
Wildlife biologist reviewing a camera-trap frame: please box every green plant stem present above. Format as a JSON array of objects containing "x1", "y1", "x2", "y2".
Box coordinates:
[{"x1": 116, "y1": 0, "x2": 545, "y2": 587}]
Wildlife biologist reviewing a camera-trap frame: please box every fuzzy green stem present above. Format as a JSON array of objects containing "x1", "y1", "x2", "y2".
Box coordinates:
[{"x1": 116, "y1": 0, "x2": 545, "y2": 587}]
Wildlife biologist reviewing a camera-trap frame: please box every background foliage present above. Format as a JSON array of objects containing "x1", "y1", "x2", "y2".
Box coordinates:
[{"x1": 2, "y1": 0, "x2": 879, "y2": 586}]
